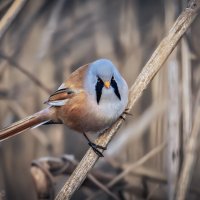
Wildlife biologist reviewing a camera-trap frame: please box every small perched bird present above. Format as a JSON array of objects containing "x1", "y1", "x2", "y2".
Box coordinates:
[{"x1": 0, "y1": 59, "x2": 128, "y2": 156}]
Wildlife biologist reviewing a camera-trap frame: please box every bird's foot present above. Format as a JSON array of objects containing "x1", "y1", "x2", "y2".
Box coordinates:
[
  {"x1": 83, "y1": 132, "x2": 107, "y2": 157},
  {"x1": 120, "y1": 108, "x2": 132, "y2": 120},
  {"x1": 120, "y1": 115, "x2": 126, "y2": 120},
  {"x1": 124, "y1": 108, "x2": 132, "y2": 116},
  {"x1": 88, "y1": 142, "x2": 107, "y2": 157}
]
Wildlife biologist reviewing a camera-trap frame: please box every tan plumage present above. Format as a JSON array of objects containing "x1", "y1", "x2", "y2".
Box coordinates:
[
  {"x1": 0, "y1": 64, "x2": 90, "y2": 140},
  {"x1": 0, "y1": 59, "x2": 128, "y2": 156}
]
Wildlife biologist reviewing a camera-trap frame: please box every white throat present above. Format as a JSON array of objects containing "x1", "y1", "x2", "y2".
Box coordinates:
[{"x1": 97, "y1": 87, "x2": 126, "y2": 123}]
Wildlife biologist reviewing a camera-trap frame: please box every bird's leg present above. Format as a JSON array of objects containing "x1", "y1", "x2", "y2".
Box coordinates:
[
  {"x1": 83, "y1": 132, "x2": 107, "y2": 157},
  {"x1": 124, "y1": 108, "x2": 132, "y2": 116},
  {"x1": 120, "y1": 115, "x2": 126, "y2": 120}
]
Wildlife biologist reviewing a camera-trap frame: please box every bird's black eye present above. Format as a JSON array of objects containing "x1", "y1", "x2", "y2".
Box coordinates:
[
  {"x1": 97, "y1": 77, "x2": 101, "y2": 82},
  {"x1": 97, "y1": 76, "x2": 104, "y2": 84}
]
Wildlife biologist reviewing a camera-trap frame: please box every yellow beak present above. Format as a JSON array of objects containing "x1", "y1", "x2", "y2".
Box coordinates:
[{"x1": 104, "y1": 81, "x2": 110, "y2": 89}]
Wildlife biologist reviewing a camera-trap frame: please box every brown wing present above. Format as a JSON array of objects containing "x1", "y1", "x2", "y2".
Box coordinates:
[
  {"x1": 65, "y1": 63, "x2": 89, "y2": 88},
  {"x1": 45, "y1": 63, "x2": 89, "y2": 107},
  {"x1": 44, "y1": 88, "x2": 75, "y2": 106},
  {"x1": 48, "y1": 88, "x2": 74, "y2": 101}
]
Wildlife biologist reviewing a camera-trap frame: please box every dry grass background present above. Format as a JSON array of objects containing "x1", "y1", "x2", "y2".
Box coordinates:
[{"x1": 0, "y1": 0, "x2": 200, "y2": 199}]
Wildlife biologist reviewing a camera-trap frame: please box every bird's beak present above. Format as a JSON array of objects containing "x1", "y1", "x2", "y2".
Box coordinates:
[{"x1": 104, "y1": 81, "x2": 110, "y2": 89}]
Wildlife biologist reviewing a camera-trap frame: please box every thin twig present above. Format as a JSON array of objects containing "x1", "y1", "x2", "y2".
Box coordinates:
[
  {"x1": 105, "y1": 102, "x2": 167, "y2": 157},
  {"x1": 55, "y1": 1, "x2": 200, "y2": 199},
  {"x1": 0, "y1": 0, "x2": 27, "y2": 40},
  {"x1": 107, "y1": 143, "x2": 166, "y2": 188},
  {"x1": 86, "y1": 174, "x2": 119, "y2": 200},
  {"x1": 0, "y1": 53, "x2": 51, "y2": 94},
  {"x1": 31, "y1": 155, "x2": 119, "y2": 200},
  {"x1": 121, "y1": 166, "x2": 167, "y2": 184},
  {"x1": 88, "y1": 143, "x2": 166, "y2": 200},
  {"x1": 62, "y1": 156, "x2": 119, "y2": 200}
]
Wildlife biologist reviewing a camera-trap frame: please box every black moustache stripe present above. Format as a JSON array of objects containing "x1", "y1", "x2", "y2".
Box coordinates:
[
  {"x1": 111, "y1": 79, "x2": 121, "y2": 100},
  {"x1": 95, "y1": 77, "x2": 121, "y2": 104},
  {"x1": 95, "y1": 78, "x2": 104, "y2": 104}
]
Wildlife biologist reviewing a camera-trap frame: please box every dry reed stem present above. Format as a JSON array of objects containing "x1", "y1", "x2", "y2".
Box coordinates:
[
  {"x1": 67, "y1": 158, "x2": 119, "y2": 200},
  {"x1": 122, "y1": 166, "x2": 167, "y2": 184},
  {"x1": 37, "y1": 0, "x2": 65, "y2": 60},
  {"x1": 181, "y1": 38, "x2": 192, "y2": 145},
  {"x1": 0, "y1": 0, "x2": 27, "y2": 39},
  {"x1": 0, "y1": 53, "x2": 51, "y2": 94},
  {"x1": 31, "y1": 156, "x2": 119, "y2": 200},
  {"x1": 87, "y1": 142, "x2": 166, "y2": 200},
  {"x1": 56, "y1": 1, "x2": 200, "y2": 199},
  {"x1": 164, "y1": 1, "x2": 180, "y2": 199},
  {"x1": 86, "y1": 175, "x2": 119, "y2": 200},
  {"x1": 106, "y1": 102, "x2": 167, "y2": 157},
  {"x1": 106, "y1": 143, "x2": 166, "y2": 188},
  {"x1": 176, "y1": 94, "x2": 200, "y2": 200},
  {"x1": 167, "y1": 40, "x2": 180, "y2": 199}
]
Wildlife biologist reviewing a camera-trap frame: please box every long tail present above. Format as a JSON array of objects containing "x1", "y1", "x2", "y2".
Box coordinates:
[{"x1": 0, "y1": 109, "x2": 51, "y2": 142}]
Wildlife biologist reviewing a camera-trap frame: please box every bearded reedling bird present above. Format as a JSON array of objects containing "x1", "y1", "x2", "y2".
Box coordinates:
[{"x1": 0, "y1": 59, "x2": 128, "y2": 156}]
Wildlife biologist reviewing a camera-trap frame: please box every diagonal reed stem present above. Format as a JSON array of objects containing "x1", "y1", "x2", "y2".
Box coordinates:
[{"x1": 56, "y1": 1, "x2": 200, "y2": 199}]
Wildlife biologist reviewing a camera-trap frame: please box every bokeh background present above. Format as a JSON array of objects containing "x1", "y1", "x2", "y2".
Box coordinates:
[{"x1": 0, "y1": 0, "x2": 200, "y2": 199}]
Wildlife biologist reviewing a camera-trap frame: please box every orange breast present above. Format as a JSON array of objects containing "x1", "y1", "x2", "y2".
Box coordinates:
[{"x1": 55, "y1": 92, "x2": 107, "y2": 133}]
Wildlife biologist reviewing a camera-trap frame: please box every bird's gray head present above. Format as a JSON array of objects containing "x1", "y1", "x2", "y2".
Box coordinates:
[{"x1": 84, "y1": 59, "x2": 128, "y2": 105}]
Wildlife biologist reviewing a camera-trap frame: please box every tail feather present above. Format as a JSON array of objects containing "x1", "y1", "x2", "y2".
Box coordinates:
[{"x1": 0, "y1": 110, "x2": 50, "y2": 142}]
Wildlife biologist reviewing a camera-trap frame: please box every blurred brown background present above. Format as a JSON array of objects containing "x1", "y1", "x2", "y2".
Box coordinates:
[{"x1": 0, "y1": 0, "x2": 200, "y2": 199}]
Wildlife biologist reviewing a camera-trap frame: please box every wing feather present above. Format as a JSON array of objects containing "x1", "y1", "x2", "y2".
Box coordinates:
[
  {"x1": 45, "y1": 88, "x2": 76, "y2": 106},
  {"x1": 45, "y1": 63, "x2": 89, "y2": 107}
]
